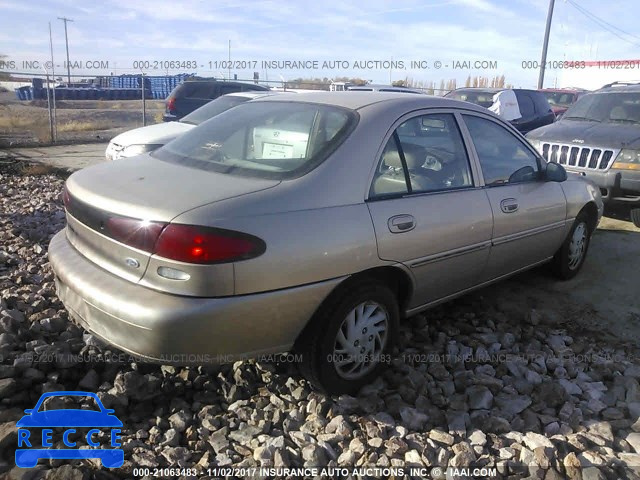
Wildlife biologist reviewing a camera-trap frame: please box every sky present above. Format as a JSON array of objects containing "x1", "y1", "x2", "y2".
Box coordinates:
[{"x1": 1, "y1": 0, "x2": 639, "y2": 89}]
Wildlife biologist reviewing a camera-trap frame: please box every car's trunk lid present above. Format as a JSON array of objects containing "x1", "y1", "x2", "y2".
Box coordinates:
[{"x1": 64, "y1": 154, "x2": 280, "y2": 282}]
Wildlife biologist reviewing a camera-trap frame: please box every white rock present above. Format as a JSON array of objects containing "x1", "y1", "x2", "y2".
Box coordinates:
[
  {"x1": 523, "y1": 432, "x2": 554, "y2": 450},
  {"x1": 626, "y1": 432, "x2": 640, "y2": 454}
]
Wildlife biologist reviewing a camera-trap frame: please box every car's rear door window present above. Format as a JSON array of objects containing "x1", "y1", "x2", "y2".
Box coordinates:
[
  {"x1": 370, "y1": 113, "x2": 474, "y2": 198},
  {"x1": 183, "y1": 82, "x2": 215, "y2": 99},
  {"x1": 219, "y1": 84, "x2": 242, "y2": 96},
  {"x1": 517, "y1": 92, "x2": 535, "y2": 118}
]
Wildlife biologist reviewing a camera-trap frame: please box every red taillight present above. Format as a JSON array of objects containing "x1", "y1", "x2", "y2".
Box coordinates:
[
  {"x1": 106, "y1": 217, "x2": 167, "y2": 252},
  {"x1": 62, "y1": 185, "x2": 71, "y2": 209},
  {"x1": 154, "y1": 224, "x2": 265, "y2": 264},
  {"x1": 166, "y1": 97, "x2": 176, "y2": 113}
]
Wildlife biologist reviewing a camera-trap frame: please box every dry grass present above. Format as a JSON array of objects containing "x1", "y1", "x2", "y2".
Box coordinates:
[
  {"x1": 20, "y1": 163, "x2": 60, "y2": 175},
  {"x1": 0, "y1": 112, "x2": 112, "y2": 141},
  {"x1": 0, "y1": 115, "x2": 45, "y2": 129},
  {"x1": 0, "y1": 114, "x2": 52, "y2": 142},
  {"x1": 56, "y1": 120, "x2": 113, "y2": 132},
  {"x1": 154, "y1": 111, "x2": 164, "y2": 123}
]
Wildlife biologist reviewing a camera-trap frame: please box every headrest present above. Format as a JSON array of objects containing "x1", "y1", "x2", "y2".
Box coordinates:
[
  {"x1": 383, "y1": 144, "x2": 424, "y2": 169},
  {"x1": 610, "y1": 106, "x2": 628, "y2": 121},
  {"x1": 382, "y1": 149, "x2": 403, "y2": 168}
]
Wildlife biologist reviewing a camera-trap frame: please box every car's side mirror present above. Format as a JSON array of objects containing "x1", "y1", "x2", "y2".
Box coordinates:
[
  {"x1": 508, "y1": 165, "x2": 537, "y2": 183},
  {"x1": 104, "y1": 409, "x2": 115, "y2": 414},
  {"x1": 545, "y1": 161, "x2": 567, "y2": 182},
  {"x1": 24, "y1": 409, "x2": 33, "y2": 414}
]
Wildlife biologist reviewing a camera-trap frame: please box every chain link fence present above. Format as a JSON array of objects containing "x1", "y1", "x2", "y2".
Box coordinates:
[{"x1": 0, "y1": 72, "x2": 451, "y2": 147}]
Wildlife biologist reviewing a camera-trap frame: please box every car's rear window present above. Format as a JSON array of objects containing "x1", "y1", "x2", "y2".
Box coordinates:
[
  {"x1": 180, "y1": 95, "x2": 249, "y2": 125},
  {"x1": 543, "y1": 91, "x2": 577, "y2": 107},
  {"x1": 447, "y1": 90, "x2": 496, "y2": 108},
  {"x1": 154, "y1": 101, "x2": 356, "y2": 179}
]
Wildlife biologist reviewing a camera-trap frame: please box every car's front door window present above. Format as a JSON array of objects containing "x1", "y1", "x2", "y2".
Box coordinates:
[{"x1": 462, "y1": 115, "x2": 540, "y2": 186}]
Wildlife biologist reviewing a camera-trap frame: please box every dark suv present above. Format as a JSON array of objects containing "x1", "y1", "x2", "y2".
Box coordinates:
[
  {"x1": 164, "y1": 80, "x2": 269, "y2": 121},
  {"x1": 445, "y1": 88, "x2": 555, "y2": 134},
  {"x1": 526, "y1": 82, "x2": 640, "y2": 227},
  {"x1": 539, "y1": 88, "x2": 589, "y2": 118}
]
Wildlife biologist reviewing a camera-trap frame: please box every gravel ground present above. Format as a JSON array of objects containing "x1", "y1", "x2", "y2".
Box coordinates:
[{"x1": 1, "y1": 164, "x2": 640, "y2": 479}]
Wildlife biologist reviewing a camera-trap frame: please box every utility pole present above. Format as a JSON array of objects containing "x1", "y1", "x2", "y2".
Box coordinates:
[
  {"x1": 58, "y1": 16, "x2": 74, "y2": 85},
  {"x1": 49, "y1": 22, "x2": 58, "y2": 142},
  {"x1": 537, "y1": 0, "x2": 555, "y2": 89}
]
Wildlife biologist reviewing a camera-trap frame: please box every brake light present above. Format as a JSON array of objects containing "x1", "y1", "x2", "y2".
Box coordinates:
[
  {"x1": 154, "y1": 224, "x2": 265, "y2": 264},
  {"x1": 62, "y1": 185, "x2": 71, "y2": 209},
  {"x1": 106, "y1": 217, "x2": 167, "y2": 252},
  {"x1": 166, "y1": 97, "x2": 176, "y2": 113}
]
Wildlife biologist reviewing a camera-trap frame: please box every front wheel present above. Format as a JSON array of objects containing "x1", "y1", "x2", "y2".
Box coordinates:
[
  {"x1": 550, "y1": 212, "x2": 592, "y2": 280},
  {"x1": 296, "y1": 282, "x2": 399, "y2": 395},
  {"x1": 631, "y1": 208, "x2": 640, "y2": 228}
]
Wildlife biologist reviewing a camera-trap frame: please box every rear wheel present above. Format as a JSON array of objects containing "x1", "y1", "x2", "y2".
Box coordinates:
[
  {"x1": 631, "y1": 208, "x2": 640, "y2": 228},
  {"x1": 551, "y1": 212, "x2": 592, "y2": 280},
  {"x1": 295, "y1": 281, "x2": 399, "y2": 395}
]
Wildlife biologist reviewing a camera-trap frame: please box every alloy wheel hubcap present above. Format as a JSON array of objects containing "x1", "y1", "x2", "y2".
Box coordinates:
[
  {"x1": 568, "y1": 222, "x2": 587, "y2": 270},
  {"x1": 333, "y1": 301, "x2": 389, "y2": 379}
]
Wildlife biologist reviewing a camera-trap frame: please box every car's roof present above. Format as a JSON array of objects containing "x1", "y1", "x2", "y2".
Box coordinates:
[
  {"x1": 348, "y1": 84, "x2": 424, "y2": 93},
  {"x1": 540, "y1": 88, "x2": 586, "y2": 93},
  {"x1": 251, "y1": 91, "x2": 489, "y2": 112},
  {"x1": 225, "y1": 91, "x2": 277, "y2": 99},
  {"x1": 450, "y1": 88, "x2": 501, "y2": 93},
  {"x1": 597, "y1": 83, "x2": 640, "y2": 93},
  {"x1": 451, "y1": 87, "x2": 545, "y2": 95}
]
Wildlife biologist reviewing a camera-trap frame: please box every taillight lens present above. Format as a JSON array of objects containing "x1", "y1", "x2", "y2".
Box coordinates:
[
  {"x1": 154, "y1": 224, "x2": 265, "y2": 264},
  {"x1": 106, "y1": 217, "x2": 167, "y2": 252},
  {"x1": 62, "y1": 185, "x2": 263, "y2": 264},
  {"x1": 166, "y1": 97, "x2": 176, "y2": 113},
  {"x1": 62, "y1": 185, "x2": 71, "y2": 209}
]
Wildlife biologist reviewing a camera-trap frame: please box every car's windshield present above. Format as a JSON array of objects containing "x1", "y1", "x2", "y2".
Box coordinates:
[
  {"x1": 563, "y1": 92, "x2": 640, "y2": 125},
  {"x1": 179, "y1": 95, "x2": 250, "y2": 125},
  {"x1": 155, "y1": 101, "x2": 355, "y2": 179},
  {"x1": 446, "y1": 90, "x2": 497, "y2": 108},
  {"x1": 39, "y1": 395, "x2": 101, "y2": 411},
  {"x1": 542, "y1": 91, "x2": 577, "y2": 107}
]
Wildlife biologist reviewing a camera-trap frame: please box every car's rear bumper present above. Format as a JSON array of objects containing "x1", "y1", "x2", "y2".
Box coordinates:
[
  {"x1": 566, "y1": 168, "x2": 640, "y2": 206},
  {"x1": 48, "y1": 230, "x2": 343, "y2": 364},
  {"x1": 162, "y1": 113, "x2": 179, "y2": 122}
]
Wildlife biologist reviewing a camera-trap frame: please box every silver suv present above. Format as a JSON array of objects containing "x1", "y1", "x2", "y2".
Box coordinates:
[{"x1": 527, "y1": 82, "x2": 640, "y2": 227}]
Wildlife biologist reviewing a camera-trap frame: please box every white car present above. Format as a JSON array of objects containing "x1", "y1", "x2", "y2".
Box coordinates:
[{"x1": 105, "y1": 92, "x2": 277, "y2": 161}]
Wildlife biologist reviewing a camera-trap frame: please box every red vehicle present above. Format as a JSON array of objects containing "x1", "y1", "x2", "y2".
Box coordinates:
[{"x1": 539, "y1": 88, "x2": 589, "y2": 118}]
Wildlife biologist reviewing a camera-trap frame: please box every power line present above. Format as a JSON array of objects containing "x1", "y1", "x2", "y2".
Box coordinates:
[
  {"x1": 567, "y1": 0, "x2": 640, "y2": 41},
  {"x1": 565, "y1": 0, "x2": 640, "y2": 48}
]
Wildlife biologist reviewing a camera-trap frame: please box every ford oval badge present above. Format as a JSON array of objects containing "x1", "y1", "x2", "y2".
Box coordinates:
[{"x1": 125, "y1": 258, "x2": 140, "y2": 268}]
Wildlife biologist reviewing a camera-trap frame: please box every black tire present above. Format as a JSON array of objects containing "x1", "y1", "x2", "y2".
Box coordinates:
[
  {"x1": 631, "y1": 208, "x2": 640, "y2": 228},
  {"x1": 295, "y1": 281, "x2": 399, "y2": 395},
  {"x1": 550, "y1": 211, "x2": 592, "y2": 280}
]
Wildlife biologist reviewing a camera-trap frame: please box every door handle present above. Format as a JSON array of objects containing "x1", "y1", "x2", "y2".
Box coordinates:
[
  {"x1": 500, "y1": 198, "x2": 519, "y2": 213},
  {"x1": 388, "y1": 215, "x2": 415, "y2": 233}
]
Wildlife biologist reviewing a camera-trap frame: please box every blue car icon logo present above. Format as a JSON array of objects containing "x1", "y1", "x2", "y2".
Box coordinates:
[{"x1": 16, "y1": 391, "x2": 124, "y2": 468}]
